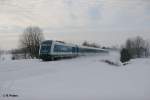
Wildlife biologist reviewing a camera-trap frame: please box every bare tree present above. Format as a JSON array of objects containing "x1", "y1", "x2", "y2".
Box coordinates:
[
  {"x1": 20, "y1": 26, "x2": 44, "y2": 59},
  {"x1": 134, "y1": 36, "x2": 145, "y2": 57},
  {"x1": 124, "y1": 36, "x2": 150, "y2": 58},
  {"x1": 144, "y1": 41, "x2": 150, "y2": 57}
]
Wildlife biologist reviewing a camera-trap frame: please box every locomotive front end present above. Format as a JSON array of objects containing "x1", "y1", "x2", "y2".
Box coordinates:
[{"x1": 39, "y1": 40, "x2": 53, "y2": 61}]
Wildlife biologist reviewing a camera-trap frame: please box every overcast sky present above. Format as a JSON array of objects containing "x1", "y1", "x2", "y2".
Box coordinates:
[{"x1": 0, "y1": 0, "x2": 150, "y2": 49}]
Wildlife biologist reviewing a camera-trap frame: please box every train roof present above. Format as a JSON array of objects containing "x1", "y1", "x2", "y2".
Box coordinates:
[
  {"x1": 79, "y1": 45, "x2": 108, "y2": 51},
  {"x1": 41, "y1": 40, "x2": 52, "y2": 43}
]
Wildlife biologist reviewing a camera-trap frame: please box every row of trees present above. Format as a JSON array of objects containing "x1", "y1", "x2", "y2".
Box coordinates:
[
  {"x1": 82, "y1": 41, "x2": 100, "y2": 48},
  {"x1": 120, "y1": 36, "x2": 150, "y2": 63}
]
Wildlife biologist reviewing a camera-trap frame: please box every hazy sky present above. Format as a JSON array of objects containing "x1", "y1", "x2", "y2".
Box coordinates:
[{"x1": 0, "y1": 0, "x2": 150, "y2": 49}]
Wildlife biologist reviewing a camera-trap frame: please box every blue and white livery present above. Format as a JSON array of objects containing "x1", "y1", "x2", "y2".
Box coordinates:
[{"x1": 39, "y1": 40, "x2": 108, "y2": 61}]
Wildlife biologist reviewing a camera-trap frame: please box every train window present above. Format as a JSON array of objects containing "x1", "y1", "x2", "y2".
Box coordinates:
[
  {"x1": 40, "y1": 41, "x2": 52, "y2": 53},
  {"x1": 54, "y1": 45, "x2": 72, "y2": 52},
  {"x1": 41, "y1": 46, "x2": 50, "y2": 52},
  {"x1": 72, "y1": 47, "x2": 76, "y2": 53}
]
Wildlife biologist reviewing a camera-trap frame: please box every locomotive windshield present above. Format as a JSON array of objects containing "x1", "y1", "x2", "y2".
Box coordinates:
[{"x1": 40, "y1": 41, "x2": 52, "y2": 54}]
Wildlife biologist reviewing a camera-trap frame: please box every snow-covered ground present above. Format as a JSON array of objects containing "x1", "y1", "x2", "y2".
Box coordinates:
[{"x1": 0, "y1": 51, "x2": 150, "y2": 100}]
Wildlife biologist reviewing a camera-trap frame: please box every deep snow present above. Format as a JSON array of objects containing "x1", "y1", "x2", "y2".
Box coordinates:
[{"x1": 0, "y1": 51, "x2": 150, "y2": 100}]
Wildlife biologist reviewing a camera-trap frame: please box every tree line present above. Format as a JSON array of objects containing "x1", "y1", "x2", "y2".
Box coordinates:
[{"x1": 120, "y1": 36, "x2": 150, "y2": 63}]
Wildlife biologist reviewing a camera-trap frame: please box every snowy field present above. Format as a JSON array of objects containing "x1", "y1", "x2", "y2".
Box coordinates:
[{"x1": 0, "y1": 51, "x2": 150, "y2": 100}]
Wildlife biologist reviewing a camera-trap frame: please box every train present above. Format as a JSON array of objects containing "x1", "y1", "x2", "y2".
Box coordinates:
[{"x1": 39, "y1": 40, "x2": 108, "y2": 61}]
